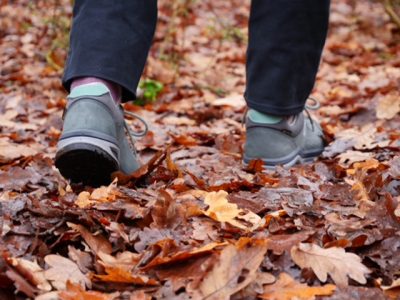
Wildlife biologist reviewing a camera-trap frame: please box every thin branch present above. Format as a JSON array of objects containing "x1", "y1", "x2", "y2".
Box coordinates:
[{"x1": 384, "y1": 0, "x2": 400, "y2": 29}]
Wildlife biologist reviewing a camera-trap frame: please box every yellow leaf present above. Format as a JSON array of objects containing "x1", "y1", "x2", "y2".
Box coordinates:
[
  {"x1": 202, "y1": 190, "x2": 264, "y2": 231},
  {"x1": 75, "y1": 179, "x2": 119, "y2": 208},
  {"x1": 347, "y1": 158, "x2": 381, "y2": 175},
  {"x1": 291, "y1": 243, "x2": 370, "y2": 286},
  {"x1": 260, "y1": 273, "x2": 336, "y2": 300}
]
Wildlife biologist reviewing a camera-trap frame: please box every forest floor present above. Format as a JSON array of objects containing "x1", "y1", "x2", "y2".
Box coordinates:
[{"x1": 0, "y1": 0, "x2": 399, "y2": 299}]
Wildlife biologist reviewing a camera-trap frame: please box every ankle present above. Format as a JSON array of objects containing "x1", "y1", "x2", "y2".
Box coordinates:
[
  {"x1": 247, "y1": 109, "x2": 283, "y2": 124},
  {"x1": 71, "y1": 77, "x2": 121, "y2": 104}
]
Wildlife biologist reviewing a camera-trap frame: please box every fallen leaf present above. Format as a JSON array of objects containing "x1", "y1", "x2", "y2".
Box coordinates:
[
  {"x1": 202, "y1": 190, "x2": 264, "y2": 231},
  {"x1": 194, "y1": 238, "x2": 268, "y2": 300},
  {"x1": 291, "y1": 243, "x2": 370, "y2": 286},
  {"x1": 142, "y1": 241, "x2": 227, "y2": 270},
  {"x1": 211, "y1": 94, "x2": 246, "y2": 109},
  {"x1": 67, "y1": 223, "x2": 112, "y2": 256},
  {"x1": 9, "y1": 257, "x2": 51, "y2": 291},
  {"x1": 97, "y1": 251, "x2": 141, "y2": 272},
  {"x1": 68, "y1": 246, "x2": 93, "y2": 273},
  {"x1": 337, "y1": 150, "x2": 373, "y2": 168},
  {"x1": 260, "y1": 273, "x2": 336, "y2": 300},
  {"x1": 347, "y1": 158, "x2": 381, "y2": 175},
  {"x1": 91, "y1": 267, "x2": 158, "y2": 286},
  {"x1": 75, "y1": 179, "x2": 119, "y2": 208},
  {"x1": 59, "y1": 281, "x2": 119, "y2": 300},
  {"x1": 376, "y1": 93, "x2": 400, "y2": 120},
  {"x1": 0, "y1": 138, "x2": 38, "y2": 164},
  {"x1": 44, "y1": 255, "x2": 90, "y2": 290}
]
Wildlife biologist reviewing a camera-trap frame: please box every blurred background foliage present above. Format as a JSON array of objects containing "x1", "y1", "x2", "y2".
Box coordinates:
[{"x1": 17, "y1": 0, "x2": 400, "y2": 105}]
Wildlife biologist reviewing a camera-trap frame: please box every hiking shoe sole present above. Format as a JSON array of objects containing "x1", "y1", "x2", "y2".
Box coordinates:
[
  {"x1": 55, "y1": 136, "x2": 119, "y2": 186},
  {"x1": 243, "y1": 149, "x2": 322, "y2": 171}
]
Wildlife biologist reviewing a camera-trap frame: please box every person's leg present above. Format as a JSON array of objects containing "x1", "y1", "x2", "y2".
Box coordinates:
[
  {"x1": 244, "y1": 0, "x2": 330, "y2": 168},
  {"x1": 56, "y1": 1, "x2": 157, "y2": 185},
  {"x1": 63, "y1": 0, "x2": 158, "y2": 101},
  {"x1": 245, "y1": 0, "x2": 329, "y2": 115}
]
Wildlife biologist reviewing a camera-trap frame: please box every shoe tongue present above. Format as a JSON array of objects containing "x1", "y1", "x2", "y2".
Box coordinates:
[
  {"x1": 248, "y1": 109, "x2": 282, "y2": 124},
  {"x1": 69, "y1": 83, "x2": 111, "y2": 99}
]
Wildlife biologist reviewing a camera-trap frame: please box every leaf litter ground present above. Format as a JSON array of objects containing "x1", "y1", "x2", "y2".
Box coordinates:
[{"x1": 0, "y1": 0, "x2": 399, "y2": 299}]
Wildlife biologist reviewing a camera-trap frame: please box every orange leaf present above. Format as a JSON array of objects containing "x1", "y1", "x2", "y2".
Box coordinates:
[
  {"x1": 202, "y1": 190, "x2": 264, "y2": 231},
  {"x1": 260, "y1": 273, "x2": 336, "y2": 300},
  {"x1": 59, "y1": 281, "x2": 119, "y2": 300},
  {"x1": 92, "y1": 267, "x2": 158, "y2": 286}
]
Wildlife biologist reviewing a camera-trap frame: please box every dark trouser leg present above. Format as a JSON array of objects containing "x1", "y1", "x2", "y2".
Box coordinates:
[
  {"x1": 62, "y1": 0, "x2": 158, "y2": 101},
  {"x1": 245, "y1": 0, "x2": 330, "y2": 116}
]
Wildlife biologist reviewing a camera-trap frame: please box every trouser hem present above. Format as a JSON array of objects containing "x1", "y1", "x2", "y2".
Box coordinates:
[
  {"x1": 245, "y1": 98, "x2": 304, "y2": 116},
  {"x1": 63, "y1": 71, "x2": 136, "y2": 102}
]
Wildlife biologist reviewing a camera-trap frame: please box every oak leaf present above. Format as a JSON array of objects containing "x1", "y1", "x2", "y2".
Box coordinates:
[
  {"x1": 194, "y1": 238, "x2": 268, "y2": 300},
  {"x1": 260, "y1": 273, "x2": 336, "y2": 300},
  {"x1": 202, "y1": 190, "x2": 264, "y2": 231},
  {"x1": 291, "y1": 243, "x2": 370, "y2": 286},
  {"x1": 44, "y1": 255, "x2": 90, "y2": 290},
  {"x1": 337, "y1": 150, "x2": 373, "y2": 168}
]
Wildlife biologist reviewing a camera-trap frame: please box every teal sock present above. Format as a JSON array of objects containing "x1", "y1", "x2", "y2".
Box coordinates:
[
  {"x1": 247, "y1": 109, "x2": 282, "y2": 124},
  {"x1": 69, "y1": 83, "x2": 112, "y2": 99}
]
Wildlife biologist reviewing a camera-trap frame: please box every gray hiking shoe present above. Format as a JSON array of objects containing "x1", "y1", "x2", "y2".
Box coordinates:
[
  {"x1": 55, "y1": 83, "x2": 147, "y2": 186},
  {"x1": 243, "y1": 107, "x2": 325, "y2": 169}
]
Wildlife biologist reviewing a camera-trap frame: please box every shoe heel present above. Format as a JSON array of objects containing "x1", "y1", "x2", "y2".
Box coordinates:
[{"x1": 55, "y1": 136, "x2": 120, "y2": 186}]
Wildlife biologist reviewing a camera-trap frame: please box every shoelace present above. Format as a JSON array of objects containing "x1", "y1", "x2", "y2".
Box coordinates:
[
  {"x1": 122, "y1": 108, "x2": 149, "y2": 150},
  {"x1": 304, "y1": 97, "x2": 321, "y2": 131}
]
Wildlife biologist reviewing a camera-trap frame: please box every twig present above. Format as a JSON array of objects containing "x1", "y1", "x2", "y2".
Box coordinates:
[{"x1": 384, "y1": 0, "x2": 400, "y2": 29}]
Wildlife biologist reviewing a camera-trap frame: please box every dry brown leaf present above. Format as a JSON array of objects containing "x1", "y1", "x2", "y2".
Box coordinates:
[
  {"x1": 91, "y1": 266, "x2": 158, "y2": 286},
  {"x1": 59, "y1": 281, "x2": 119, "y2": 300},
  {"x1": 337, "y1": 150, "x2": 373, "y2": 168},
  {"x1": 9, "y1": 257, "x2": 51, "y2": 292},
  {"x1": 35, "y1": 291, "x2": 60, "y2": 300},
  {"x1": 67, "y1": 223, "x2": 112, "y2": 255},
  {"x1": 394, "y1": 196, "x2": 400, "y2": 218},
  {"x1": 347, "y1": 158, "x2": 381, "y2": 175},
  {"x1": 142, "y1": 241, "x2": 227, "y2": 270},
  {"x1": 194, "y1": 238, "x2": 268, "y2": 300},
  {"x1": 162, "y1": 115, "x2": 196, "y2": 126},
  {"x1": 211, "y1": 94, "x2": 246, "y2": 109},
  {"x1": 98, "y1": 251, "x2": 141, "y2": 272},
  {"x1": 202, "y1": 190, "x2": 264, "y2": 231},
  {"x1": 260, "y1": 273, "x2": 336, "y2": 300},
  {"x1": 75, "y1": 179, "x2": 118, "y2": 208},
  {"x1": 0, "y1": 138, "x2": 38, "y2": 163},
  {"x1": 291, "y1": 243, "x2": 370, "y2": 286},
  {"x1": 351, "y1": 180, "x2": 372, "y2": 203},
  {"x1": 376, "y1": 93, "x2": 400, "y2": 120},
  {"x1": 44, "y1": 255, "x2": 90, "y2": 290}
]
